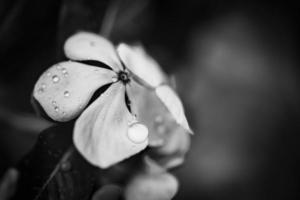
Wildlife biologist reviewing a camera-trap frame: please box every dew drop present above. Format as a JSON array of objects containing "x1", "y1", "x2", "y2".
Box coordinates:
[
  {"x1": 52, "y1": 75, "x2": 60, "y2": 83},
  {"x1": 56, "y1": 64, "x2": 62, "y2": 70},
  {"x1": 41, "y1": 83, "x2": 46, "y2": 88},
  {"x1": 37, "y1": 88, "x2": 44, "y2": 94},
  {"x1": 112, "y1": 77, "x2": 118, "y2": 83},
  {"x1": 54, "y1": 106, "x2": 59, "y2": 112},
  {"x1": 61, "y1": 68, "x2": 68, "y2": 76},
  {"x1": 52, "y1": 100, "x2": 57, "y2": 106},
  {"x1": 127, "y1": 123, "x2": 148, "y2": 144},
  {"x1": 64, "y1": 91, "x2": 70, "y2": 97}
]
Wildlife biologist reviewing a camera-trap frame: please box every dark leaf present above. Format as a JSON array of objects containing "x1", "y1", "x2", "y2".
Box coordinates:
[
  {"x1": 0, "y1": 168, "x2": 19, "y2": 200},
  {"x1": 12, "y1": 122, "x2": 98, "y2": 200},
  {"x1": 91, "y1": 185, "x2": 123, "y2": 200}
]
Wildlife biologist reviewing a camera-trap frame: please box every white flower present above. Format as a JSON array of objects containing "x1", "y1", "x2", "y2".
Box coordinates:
[{"x1": 33, "y1": 32, "x2": 192, "y2": 168}]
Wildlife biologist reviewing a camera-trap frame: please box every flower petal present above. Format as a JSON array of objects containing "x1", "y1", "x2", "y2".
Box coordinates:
[
  {"x1": 33, "y1": 61, "x2": 116, "y2": 122},
  {"x1": 149, "y1": 127, "x2": 191, "y2": 169},
  {"x1": 156, "y1": 85, "x2": 193, "y2": 134},
  {"x1": 74, "y1": 82, "x2": 148, "y2": 169},
  {"x1": 126, "y1": 81, "x2": 169, "y2": 147},
  {"x1": 64, "y1": 32, "x2": 122, "y2": 71},
  {"x1": 117, "y1": 44, "x2": 166, "y2": 88},
  {"x1": 127, "y1": 82, "x2": 190, "y2": 169},
  {"x1": 125, "y1": 157, "x2": 178, "y2": 200},
  {"x1": 127, "y1": 81, "x2": 191, "y2": 147}
]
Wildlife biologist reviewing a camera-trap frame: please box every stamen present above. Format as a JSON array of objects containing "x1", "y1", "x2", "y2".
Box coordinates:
[{"x1": 118, "y1": 71, "x2": 130, "y2": 84}]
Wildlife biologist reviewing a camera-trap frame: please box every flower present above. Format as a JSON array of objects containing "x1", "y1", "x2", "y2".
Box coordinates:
[{"x1": 33, "y1": 32, "x2": 192, "y2": 169}]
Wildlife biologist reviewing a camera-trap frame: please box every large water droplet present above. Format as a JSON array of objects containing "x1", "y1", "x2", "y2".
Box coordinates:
[
  {"x1": 64, "y1": 91, "x2": 70, "y2": 97},
  {"x1": 127, "y1": 123, "x2": 148, "y2": 144},
  {"x1": 52, "y1": 75, "x2": 60, "y2": 83}
]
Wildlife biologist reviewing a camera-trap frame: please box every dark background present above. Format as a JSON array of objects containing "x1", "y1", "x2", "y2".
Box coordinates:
[{"x1": 1, "y1": 0, "x2": 299, "y2": 199}]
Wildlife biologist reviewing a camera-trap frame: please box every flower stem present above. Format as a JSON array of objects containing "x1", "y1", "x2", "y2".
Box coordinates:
[{"x1": 33, "y1": 146, "x2": 75, "y2": 200}]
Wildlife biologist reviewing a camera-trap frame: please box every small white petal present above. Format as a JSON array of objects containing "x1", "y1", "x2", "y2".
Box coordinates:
[
  {"x1": 155, "y1": 85, "x2": 193, "y2": 134},
  {"x1": 117, "y1": 43, "x2": 166, "y2": 88},
  {"x1": 64, "y1": 32, "x2": 122, "y2": 71},
  {"x1": 74, "y1": 83, "x2": 148, "y2": 169},
  {"x1": 33, "y1": 61, "x2": 115, "y2": 122}
]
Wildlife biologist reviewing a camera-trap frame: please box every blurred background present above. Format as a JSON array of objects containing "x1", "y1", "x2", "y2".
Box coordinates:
[{"x1": 1, "y1": 0, "x2": 299, "y2": 199}]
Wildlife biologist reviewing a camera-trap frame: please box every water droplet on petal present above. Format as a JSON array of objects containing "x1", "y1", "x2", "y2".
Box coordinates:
[
  {"x1": 41, "y1": 83, "x2": 46, "y2": 88},
  {"x1": 56, "y1": 64, "x2": 62, "y2": 70},
  {"x1": 64, "y1": 91, "x2": 70, "y2": 97},
  {"x1": 112, "y1": 77, "x2": 118, "y2": 83},
  {"x1": 52, "y1": 75, "x2": 60, "y2": 83},
  {"x1": 37, "y1": 88, "x2": 44, "y2": 94},
  {"x1": 61, "y1": 68, "x2": 68, "y2": 76},
  {"x1": 54, "y1": 106, "x2": 59, "y2": 112},
  {"x1": 127, "y1": 123, "x2": 148, "y2": 144},
  {"x1": 52, "y1": 101, "x2": 57, "y2": 106}
]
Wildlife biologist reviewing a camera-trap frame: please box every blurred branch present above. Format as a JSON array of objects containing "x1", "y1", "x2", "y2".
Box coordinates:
[
  {"x1": 100, "y1": 0, "x2": 149, "y2": 38},
  {"x1": 0, "y1": 169, "x2": 18, "y2": 200},
  {"x1": 100, "y1": 0, "x2": 122, "y2": 37},
  {"x1": 0, "y1": 106, "x2": 52, "y2": 135}
]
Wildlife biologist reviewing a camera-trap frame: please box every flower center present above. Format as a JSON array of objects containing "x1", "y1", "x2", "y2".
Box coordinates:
[{"x1": 118, "y1": 71, "x2": 130, "y2": 84}]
